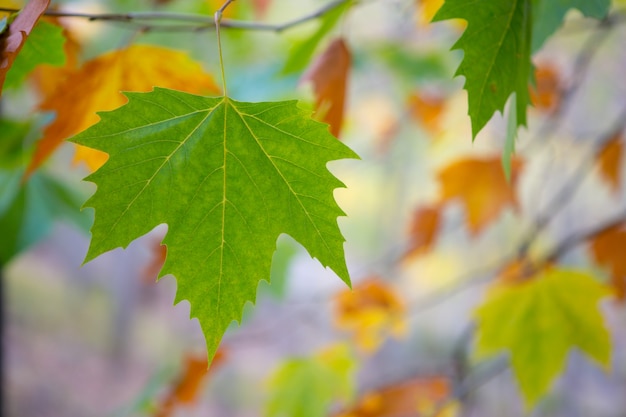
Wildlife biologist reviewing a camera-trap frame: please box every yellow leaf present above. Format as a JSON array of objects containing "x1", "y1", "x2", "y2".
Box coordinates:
[
  {"x1": 417, "y1": 0, "x2": 444, "y2": 26},
  {"x1": 27, "y1": 44, "x2": 220, "y2": 175},
  {"x1": 334, "y1": 278, "x2": 407, "y2": 353},
  {"x1": 437, "y1": 156, "x2": 522, "y2": 235},
  {"x1": 475, "y1": 268, "x2": 611, "y2": 407}
]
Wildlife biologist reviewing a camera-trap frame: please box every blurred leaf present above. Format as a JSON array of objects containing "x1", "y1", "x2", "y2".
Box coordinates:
[
  {"x1": 4, "y1": 20, "x2": 65, "y2": 89},
  {"x1": 372, "y1": 45, "x2": 451, "y2": 86},
  {"x1": 404, "y1": 204, "x2": 441, "y2": 259},
  {"x1": 532, "y1": 0, "x2": 610, "y2": 52},
  {"x1": 282, "y1": 1, "x2": 351, "y2": 75},
  {"x1": 589, "y1": 224, "x2": 626, "y2": 300},
  {"x1": 301, "y1": 38, "x2": 351, "y2": 138},
  {"x1": 529, "y1": 65, "x2": 561, "y2": 113},
  {"x1": 335, "y1": 376, "x2": 456, "y2": 417},
  {"x1": 259, "y1": 235, "x2": 299, "y2": 299},
  {"x1": 433, "y1": 0, "x2": 532, "y2": 138},
  {"x1": 502, "y1": 93, "x2": 517, "y2": 182},
  {"x1": 154, "y1": 349, "x2": 227, "y2": 417},
  {"x1": 0, "y1": 169, "x2": 91, "y2": 264},
  {"x1": 335, "y1": 278, "x2": 407, "y2": 353},
  {"x1": 252, "y1": 0, "x2": 272, "y2": 18},
  {"x1": 475, "y1": 268, "x2": 611, "y2": 406},
  {"x1": 31, "y1": 19, "x2": 81, "y2": 96},
  {"x1": 597, "y1": 133, "x2": 623, "y2": 194},
  {"x1": 408, "y1": 91, "x2": 447, "y2": 135},
  {"x1": 266, "y1": 344, "x2": 357, "y2": 417},
  {"x1": 417, "y1": 0, "x2": 445, "y2": 26},
  {"x1": 438, "y1": 156, "x2": 522, "y2": 235},
  {"x1": 71, "y1": 88, "x2": 357, "y2": 364},
  {"x1": 27, "y1": 44, "x2": 220, "y2": 175},
  {"x1": 0, "y1": 0, "x2": 50, "y2": 94},
  {"x1": 0, "y1": 118, "x2": 30, "y2": 168}
]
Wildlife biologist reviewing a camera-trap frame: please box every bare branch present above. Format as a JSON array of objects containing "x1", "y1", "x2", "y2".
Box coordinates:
[{"x1": 0, "y1": 0, "x2": 352, "y2": 33}]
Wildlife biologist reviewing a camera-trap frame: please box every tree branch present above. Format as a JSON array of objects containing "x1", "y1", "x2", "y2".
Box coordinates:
[{"x1": 0, "y1": 0, "x2": 352, "y2": 32}]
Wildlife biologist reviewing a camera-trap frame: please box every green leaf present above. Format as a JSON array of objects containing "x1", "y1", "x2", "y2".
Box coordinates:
[
  {"x1": 502, "y1": 93, "x2": 517, "y2": 182},
  {"x1": 433, "y1": 0, "x2": 532, "y2": 138},
  {"x1": 71, "y1": 88, "x2": 358, "y2": 363},
  {"x1": 4, "y1": 20, "x2": 66, "y2": 89},
  {"x1": 282, "y1": 1, "x2": 351, "y2": 75},
  {"x1": 265, "y1": 344, "x2": 357, "y2": 417},
  {"x1": 532, "y1": 0, "x2": 610, "y2": 52},
  {"x1": 474, "y1": 268, "x2": 611, "y2": 407}
]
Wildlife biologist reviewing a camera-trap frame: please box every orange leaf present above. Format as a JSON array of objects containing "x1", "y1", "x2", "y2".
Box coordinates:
[
  {"x1": 589, "y1": 224, "x2": 626, "y2": 300},
  {"x1": 530, "y1": 65, "x2": 560, "y2": 113},
  {"x1": 336, "y1": 376, "x2": 456, "y2": 417},
  {"x1": 27, "y1": 44, "x2": 220, "y2": 175},
  {"x1": 334, "y1": 278, "x2": 407, "y2": 353},
  {"x1": 438, "y1": 156, "x2": 522, "y2": 235},
  {"x1": 597, "y1": 133, "x2": 623, "y2": 194},
  {"x1": 408, "y1": 91, "x2": 446, "y2": 135},
  {"x1": 155, "y1": 349, "x2": 227, "y2": 417},
  {"x1": 405, "y1": 204, "x2": 441, "y2": 259},
  {"x1": 0, "y1": 0, "x2": 50, "y2": 94},
  {"x1": 301, "y1": 38, "x2": 351, "y2": 138}
]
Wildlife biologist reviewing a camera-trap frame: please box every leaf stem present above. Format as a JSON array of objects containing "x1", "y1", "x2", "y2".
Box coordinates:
[{"x1": 214, "y1": 0, "x2": 235, "y2": 96}]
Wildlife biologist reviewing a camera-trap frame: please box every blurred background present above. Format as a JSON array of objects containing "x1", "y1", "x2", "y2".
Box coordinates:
[{"x1": 3, "y1": 0, "x2": 626, "y2": 416}]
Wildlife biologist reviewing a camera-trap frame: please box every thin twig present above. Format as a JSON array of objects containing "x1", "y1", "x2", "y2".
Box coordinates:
[
  {"x1": 517, "y1": 107, "x2": 626, "y2": 258},
  {"x1": 425, "y1": 356, "x2": 510, "y2": 417},
  {"x1": 0, "y1": 0, "x2": 353, "y2": 32}
]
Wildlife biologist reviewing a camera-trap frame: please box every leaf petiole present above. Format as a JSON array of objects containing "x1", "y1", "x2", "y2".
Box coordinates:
[{"x1": 214, "y1": 0, "x2": 235, "y2": 96}]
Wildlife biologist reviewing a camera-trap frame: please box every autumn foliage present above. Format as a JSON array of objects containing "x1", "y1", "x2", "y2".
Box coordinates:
[{"x1": 2, "y1": 0, "x2": 626, "y2": 416}]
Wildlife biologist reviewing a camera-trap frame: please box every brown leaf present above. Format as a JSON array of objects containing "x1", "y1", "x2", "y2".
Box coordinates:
[
  {"x1": 301, "y1": 38, "x2": 351, "y2": 138},
  {"x1": 155, "y1": 349, "x2": 227, "y2": 417},
  {"x1": 405, "y1": 204, "x2": 442, "y2": 259},
  {"x1": 0, "y1": 0, "x2": 50, "y2": 94},
  {"x1": 438, "y1": 156, "x2": 523, "y2": 235},
  {"x1": 408, "y1": 91, "x2": 446, "y2": 135},
  {"x1": 597, "y1": 133, "x2": 623, "y2": 194},
  {"x1": 335, "y1": 376, "x2": 457, "y2": 417},
  {"x1": 589, "y1": 224, "x2": 626, "y2": 300},
  {"x1": 26, "y1": 44, "x2": 219, "y2": 176},
  {"x1": 334, "y1": 278, "x2": 407, "y2": 353},
  {"x1": 530, "y1": 65, "x2": 560, "y2": 113}
]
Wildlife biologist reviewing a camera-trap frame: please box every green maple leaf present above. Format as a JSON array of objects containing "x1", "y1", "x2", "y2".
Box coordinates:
[
  {"x1": 532, "y1": 0, "x2": 610, "y2": 52},
  {"x1": 71, "y1": 88, "x2": 358, "y2": 362},
  {"x1": 433, "y1": 0, "x2": 532, "y2": 138},
  {"x1": 475, "y1": 268, "x2": 611, "y2": 407}
]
